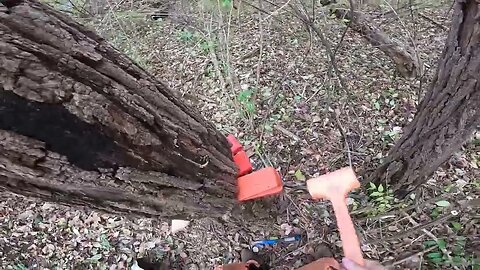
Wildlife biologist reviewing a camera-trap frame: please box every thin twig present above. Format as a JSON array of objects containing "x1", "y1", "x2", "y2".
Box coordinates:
[
  {"x1": 207, "y1": 14, "x2": 227, "y2": 91},
  {"x1": 402, "y1": 212, "x2": 460, "y2": 270},
  {"x1": 67, "y1": 0, "x2": 93, "y2": 17},
  {"x1": 261, "y1": 0, "x2": 294, "y2": 22},
  {"x1": 418, "y1": 12, "x2": 448, "y2": 30},
  {"x1": 368, "y1": 210, "x2": 461, "y2": 245},
  {"x1": 385, "y1": 246, "x2": 437, "y2": 267},
  {"x1": 331, "y1": 0, "x2": 355, "y2": 58},
  {"x1": 353, "y1": 193, "x2": 452, "y2": 220},
  {"x1": 289, "y1": 4, "x2": 347, "y2": 91},
  {"x1": 274, "y1": 125, "x2": 301, "y2": 141},
  {"x1": 242, "y1": 0, "x2": 284, "y2": 24},
  {"x1": 334, "y1": 109, "x2": 352, "y2": 167},
  {"x1": 305, "y1": 74, "x2": 328, "y2": 102},
  {"x1": 255, "y1": 0, "x2": 264, "y2": 90},
  {"x1": 333, "y1": 26, "x2": 349, "y2": 57}
]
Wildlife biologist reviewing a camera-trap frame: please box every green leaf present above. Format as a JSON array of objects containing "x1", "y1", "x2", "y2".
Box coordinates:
[
  {"x1": 100, "y1": 234, "x2": 111, "y2": 250},
  {"x1": 451, "y1": 222, "x2": 462, "y2": 231},
  {"x1": 368, "y1": 182, "x2": 376, "y2": 190},
  {"x1": 238, "y1": 90, "x2": 253, "y2": 102},
  {"x1": 370, "y1": 191, "x2": 383, "y2": 197},
  {"x1": 13, "y1": 264, "x2": 27, "y2": 270},
  {"x1": 470, "y1": 257, "x2": 480, "y2": 267},
  {"x1": 178, "y1": 30, "x2": 193, "y2": 42},
  {"x1": 456, "y1": 236, "x2": 466, "y2": 242},
  {"x1": 377, "y1": 184, "x2": 384, "y2": 192},
  {"x1": 430, "y1": 257, "x2": 444, "y2": 264},
  {"x1": 452, "y1": 256, "x2": 463, "y2": 264},
  {"x1": 221, "y1": 0, "x2": 232, "y2": 8},
  {"x1": 89, "y1": 254, "x2": 102, "y2": 262},
  {"x1": 452, "y1": 245, "x2": 464, "y2": 256},
  {"x1": 427, "y1": 252, "x2": 442, "y2": 259},
  {"x1": 424, "y1": 240, "x2": 437, "y2": 247},
  {"x1": 436, "y1": 239, "x2": 447, "y2": 250},
  {"x1": 294, "y1": 169, "x2": 306, "y2": 181},
  {"x1": 435, "y1": 200, "x2": 450, "y2": 207},
  {"x1": 245, "y1": 102, "x2": 255, "y2": 113}
]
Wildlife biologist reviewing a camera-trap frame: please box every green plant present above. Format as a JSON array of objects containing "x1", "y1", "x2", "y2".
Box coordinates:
[
  {"x1": 367, "y1": 182, "x2": 394, "y2": 214},
  {"x1": 200, "y1": 0, "x2": 233, "y2": 11},
  {"x1": 294, "y1": 169, "x2": 306, "y2": 181},
  {"x1": 424, "y1": 237, "x2": 479, "y2": 268},
  {"x1": 99, "y1": 234, "x2": 111, "y2": 250},
  {"x1": 430, "y1": 200, "x2": 450, "y2": 218},
  {"x1": 473, "y1": 179, "x2": 480, "y2": 189},
  {"x1": 371, "y1": 88, "x2": 399, "y2": 111},
  {"x1": 114, "y1": 10, "x2": 146, "y2": 23},
  {"x1": 383, "y1": 126, "x2": 402, "y2": 142},
  {"x1": 221, "y1": 62, "x2": 229, "y2": 76},
  {"x1": 200, "y1": 40, "x2": 217, "y2": 55},
  {"x1": 42, "y1": 0, "x2": 90, "y2": 16},
  {"x1": 205, "y1": 64, "x2": 215, "y2": 78},
  {"x1": 424, "y1": 239, "x2": 448, "y2": 265},
  {"x1": 13, "y1": 263, "x2": 27, "y2": 270},
  {"x1": 178, "y1": 30, "x2": 194, "y2": 42},
  {"x1": 220, "y1": 0, "x2": 232, "y2": 8},
  {"x1": 237, "y1": 89, "x2": 256, "y2": 117}
]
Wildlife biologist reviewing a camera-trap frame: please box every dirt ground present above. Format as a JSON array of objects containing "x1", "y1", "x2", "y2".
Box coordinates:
[{"x1": 1, "y1": 0, "x2": 479, "y2": 269}]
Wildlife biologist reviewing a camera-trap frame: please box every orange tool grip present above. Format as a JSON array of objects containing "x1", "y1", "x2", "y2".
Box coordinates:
[
  {"x1": 233, "y1": 150, "x2": 253, "y2": 176},
  {"x1": 330, "y1": 195, "x2": 364, "y2": 266},
  {"x1": 226, "y1": 134, "x2": 243, "y2": 155}
]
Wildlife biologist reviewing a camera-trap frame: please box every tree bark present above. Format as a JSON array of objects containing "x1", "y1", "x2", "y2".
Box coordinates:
[
  {"x1": 334, "y1": 4, "x2": 420, "y2": 78},
  {"x1": 0, "y1": 0, "x2": 237, "y2": 217},
  {"x1": 371, "y1": 0, "x2": 480, "y2": 197}
]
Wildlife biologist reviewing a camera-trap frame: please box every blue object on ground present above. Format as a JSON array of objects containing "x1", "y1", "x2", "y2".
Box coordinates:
[{"x1": 252, "y1": 235, "x2": 301, "y2": 248}]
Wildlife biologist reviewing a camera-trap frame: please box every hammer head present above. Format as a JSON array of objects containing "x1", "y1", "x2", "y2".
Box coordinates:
[{"x1": 306, "y1": 167, "x2": 360, "y2": 200}]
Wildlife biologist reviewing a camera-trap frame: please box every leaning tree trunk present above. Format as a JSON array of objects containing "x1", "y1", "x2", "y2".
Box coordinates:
[
  {"x1": 0, "y1": 0, "x2": 237, "y2": 217},
  {"x1": 334, "y1": 2, "x2": 420, "y2": 78},
  {"x1": 371, "y1": 0, "x2": 480, "y2": 197}
]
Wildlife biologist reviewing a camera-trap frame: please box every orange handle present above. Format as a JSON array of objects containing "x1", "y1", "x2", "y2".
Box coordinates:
[{"x1": 330, "y1": 195, "x2": 364, "y2": 266}]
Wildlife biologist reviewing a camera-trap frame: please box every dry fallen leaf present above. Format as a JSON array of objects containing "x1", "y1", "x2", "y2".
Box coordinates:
[
  {"x1": 171, "y1": 219, "x2": 190, "y2": 234},
  {"x1": 131, "y1": 260, "x2": 144, "y2": 270}
]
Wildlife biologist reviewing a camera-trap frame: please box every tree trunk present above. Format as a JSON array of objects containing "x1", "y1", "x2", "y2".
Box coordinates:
[
  {"x1": 334, "y1": 4, "x2": 420, "y2": 78},
  {"x1": 0, "y1": 0, "x2": 237, "y2": 217},
  {"x1": 371, "y1": 0, "x2": 480, "y2": 197}
]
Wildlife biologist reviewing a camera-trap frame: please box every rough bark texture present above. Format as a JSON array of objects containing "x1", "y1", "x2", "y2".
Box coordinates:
[
  {"x1": 372, "y1": 0, "x2": 480, "y2": 197},
  {"x1": 335, "y1": 7, "x2": 420, "y2": 77},
  {"x1": 0, "y1": 0, "x2": 237, "y2": 217}
]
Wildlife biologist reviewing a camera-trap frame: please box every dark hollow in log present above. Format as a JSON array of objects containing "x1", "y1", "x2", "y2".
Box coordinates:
[{"x1": 0, "y1": 90, "x2": 138, "y2": 171}]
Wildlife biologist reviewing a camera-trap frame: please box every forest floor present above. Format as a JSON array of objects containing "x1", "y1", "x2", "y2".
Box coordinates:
[{"x1": 1, "y1": 0, "x2": 479, "y2": 269}]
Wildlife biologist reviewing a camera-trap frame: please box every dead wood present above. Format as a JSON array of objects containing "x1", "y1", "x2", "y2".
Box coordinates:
[{"x1": 0, "y1": 0, "x2": 237, "y2": 217}]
